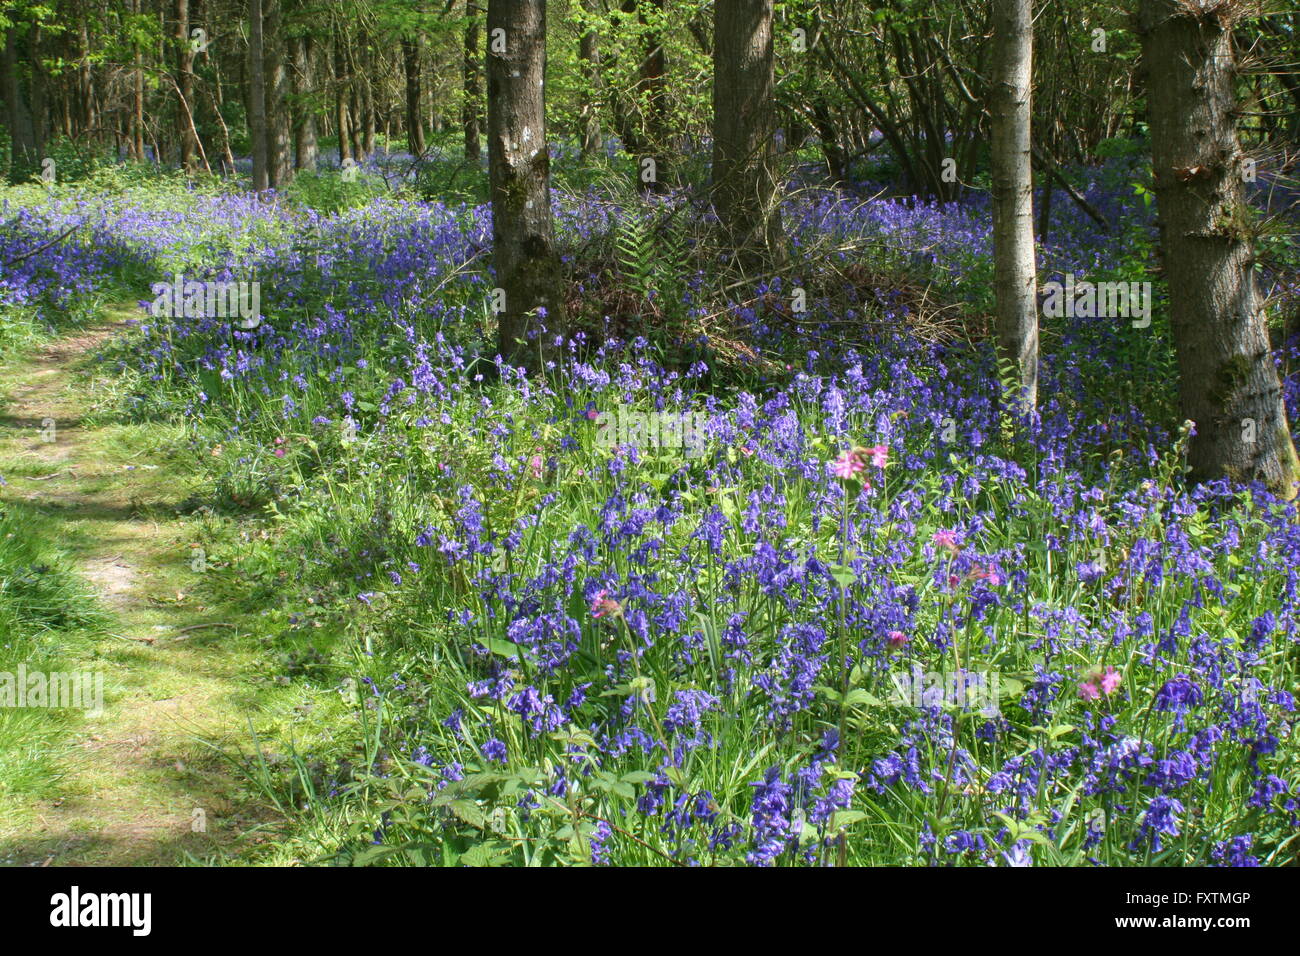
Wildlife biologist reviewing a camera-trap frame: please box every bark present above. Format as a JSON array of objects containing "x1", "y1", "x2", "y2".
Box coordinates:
[
  {"x1": 711, "y1": 0, "x2": 782, "y2": 265},
  {"x1": 402, "y1": 38, "x2": 425, "y2": 156},
  {"x1": 334, "y1": 34, "x2": 352, "y2": 164},
  {"x1": 249, "y1": 0, "x2": 269, "y2": 189},
  {"x1": 1140, "y1": 0, "x2": 1300, "y2": 496},
  {"x1": 4, "y1": 27, "x2": 39, "y2": 180},
  {"x1": 292, "y1": 34, "x2": 318, "y2": 170},
  {"x1": 463, "y1": 1, "x2": 481, "y2": 161},
  {"x1": 632, "y1": 0, "x2": 667, "y2": 191},
  {"x1": 989, "y1": 0, "x2": 1038, "y2": 407},
  {"x1": 132, "y1": 0, "x2": 145, "y2": 160},
  {"x1": 578, "y1": 0, "x2": 601, "y2": 159},
  {"x1": 175, "y1": 0, "x2": 197, "y2": 170},
  {"x1": 487, "y1": 0, "x2": 565, "y2": 371},
  {"x1": 265, "y1": 0, "x2": 293, "y2": 186}
]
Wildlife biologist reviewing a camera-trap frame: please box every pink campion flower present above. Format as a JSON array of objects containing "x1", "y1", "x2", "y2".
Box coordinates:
[
  {"x1": 830, "y1": 449, "x2": 866, "y2": 480},
  {"x1": 887, "y1": 630, "x2": 909, "y2": 648},
  {"x1": 970, "y1": 566, "x2": 1003, "y2": 586},
  {"x1": 866, "y1": 444, "x2": 889, "y2": 468},
  {"x1": 1080, "y1": 665, "x2": 1120, "y2": 701},
  {"x1": 1100, "y1": 666, "x2": 1121, "y2": 696},
  {"x1": 586, "y1": 408, "x2": 600, "y2": 420},
  {"x1": 590, "y1": 590, "x2": 622, "y2": 619},
  {"x1": 933, "y1": 529, "x2": 960, "y2": 554},
  {"x1": 528, "y1": 452, "x2": 544, "y2": 480}
]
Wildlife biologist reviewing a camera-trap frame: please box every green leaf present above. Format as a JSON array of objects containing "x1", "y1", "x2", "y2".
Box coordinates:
[
  {"x1": 449, "y1": 799, "x2": 487, "y2": 829},
  {"x1": 829, "y1": 809, "x2": 869, "y2": 830}
]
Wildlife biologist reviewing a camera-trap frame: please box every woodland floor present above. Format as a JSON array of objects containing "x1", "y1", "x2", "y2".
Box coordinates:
[{"x1": 0, "y1": 305, "x2": 294, "y2": 866}]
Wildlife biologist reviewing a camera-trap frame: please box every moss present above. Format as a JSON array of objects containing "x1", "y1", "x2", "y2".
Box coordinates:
[{"x1": 1209, "y1": 354, "x2": 1252, "y2": 408}]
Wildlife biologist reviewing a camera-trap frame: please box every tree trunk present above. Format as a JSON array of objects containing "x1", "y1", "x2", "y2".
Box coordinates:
[
  {"x1": 402, "y1": 38, "x2": 425, "y2": 156},
  {"x1": 487, "y1": 0, "x2": 565, "y2": 371},
  {"x1": 989, "y1": 0, "x2": 1038, "y2": 408},
  {"x1": 132, "y1": 0, "x2": 145, "y2": 160},
  {"x1": 265, "y1": 0, "x2": 293, "y2": 186},
  {"x1": 334, "y1": 34, "x2": 352, "y2": 164},
  {"x1": 711, "y1": 0, "x2": 782, "y2": 265},
  {"x1": 634, "y1": 0, "x2": 667, "y2": 191},
  {"x1": 292, "y1": 34, "x2": 318, "y2": 170},
  {"x1": 1140, "y1": 0, "x2": 1299, "y2": 496},
  {"x1": 3, "y1": 27, "x2": 39, "y2": 181},
  {"x1": 249, "y1": 0, "x2": 269, "y2": 189},
  {"x1": 463, "y1": 2, "x2": 481, "y2": 161},
  {"x1": 578, "y1": 0, "x2": 601, "y2": 159},
  {"x1": 175, "y1": 0, "x2": 198, "y2": 170}
]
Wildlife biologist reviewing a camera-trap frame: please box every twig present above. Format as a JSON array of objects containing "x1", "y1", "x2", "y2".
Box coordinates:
[
  {"x1": 169, "y1": 622, "x2": 238, "y2": 641},
  {"x1": 2, "y1": 221, "x2": 85, "y2": 267},
  {"x1": 103, "y1": 631, "x2": 156, "y2": 645}
]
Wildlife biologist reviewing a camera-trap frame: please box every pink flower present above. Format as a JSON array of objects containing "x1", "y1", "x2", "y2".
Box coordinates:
[
  {"x1": 1100, "y1": 666, "x2": 1121, "y2": 696},
  {"x1": 528, "y1": 453, "x2": 543, "y2": 479},
  {"x1": 933, "y1": 529, "x2": 960, "y2": 554},
  {"x1": 866, "y1": 444, "x2": 889, "y2": 468},
  {"x1": 590, "y1": 590, "x2": 622, "y2": 619},
  {"x1": 830, "y1": 450, "x2": 865, "y2": 480},
  {"x1": 1079, "y1": 665, "x2": 1121, "y2": 701},
  {"x1": 586, "y1": 408, "x2": 600, "y2": 420},
  {"x1": 887, "y1": 630, "x2": 909, "y2": 648}
]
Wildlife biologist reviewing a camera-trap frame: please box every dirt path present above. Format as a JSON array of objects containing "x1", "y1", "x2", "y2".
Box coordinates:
[{"x1": 0, "y1": 309, "x2": 287, "y2": 865}]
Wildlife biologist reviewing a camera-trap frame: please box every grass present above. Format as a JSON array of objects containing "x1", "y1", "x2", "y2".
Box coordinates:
[
  {"x1": 0, "y1": 304, "x2": 368, "y2": 865},
  {"x1": 1, "y1": 158, "x2": 1297, "y2": 867}
]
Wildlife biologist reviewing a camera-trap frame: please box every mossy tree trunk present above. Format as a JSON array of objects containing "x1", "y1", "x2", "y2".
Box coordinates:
[
  {"x1": 990, "y1": 0, "x2": 1038, "y2": 408},
  {"x1": 711, "y1": 0, "x2": 783, "y2": 267},
  {"x1": 487, "y1": 0, "x2": 565, "y2": 372},
  {"x1": 463, "y1": 2, "x2": 482, "y2": 161},
  {"x1": 1140, "y1": 0, "x2": 1300, "y2": 497}
]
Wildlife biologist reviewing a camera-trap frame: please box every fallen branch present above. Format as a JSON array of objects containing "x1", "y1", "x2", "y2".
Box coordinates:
[
  {"x1": 169, "y1": 622, "x2": 238, "y2": 641},
  {"x1": 2, "y1": 220, "x2": 85, "y2": 267}
]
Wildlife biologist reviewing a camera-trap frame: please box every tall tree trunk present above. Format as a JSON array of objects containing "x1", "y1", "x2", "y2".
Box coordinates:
[
  {"x1": 463, "y1": 2, "x2": 481, "y2": 161},
  {"x1": 711, "y1": 0, "x2": 782, "y2": 265},
  {"x1": 175, "y1": 0, "x2": 197, "y2": 170},
  {"x1": 4, "y1": 27, "x2": 39, "y2": 180},
  {"x1": 132, "y1": 0, "x2": 145, "y2": 160},
  {"x1": 292, "y1": 34, "x2": 318, "y2": 170},
  {"x1": 79, "y1": 21, "x2": 95, "y2": 139},
  {"x1": 249, "y1": 0, "x2": 269, "y2": 189},
  {"x1": 402, "y1": 37, "x2": 425, "y2": 156},
  {"x1": 577, "y1": 0, "x2": 601, "y2": 159},
  {"x1": 265, "y1": 0, "x2": 293, "y2": 186},
  {"x1": 1140, "y1": 0, "x2": 1299, "y2": 496},
  {"x1": 990, "y1": 0, "x2": 1038, "y2": 408},
  {"x1": 487, "y1": 0, "x2": 565, "y2": 371},
  {"x1": 633, "y1": 0, "x2": 667, "y2": 191},
  {"x1": 334, "y1": 34, "x2": 352, "y2": 164}
]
